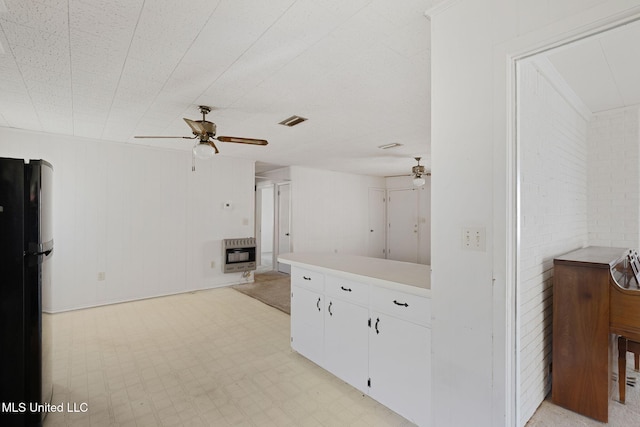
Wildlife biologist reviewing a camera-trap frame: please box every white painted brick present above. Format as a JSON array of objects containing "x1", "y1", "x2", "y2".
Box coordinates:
[{"x1": 519, "y1": 63, "x2": 589, "y2": 425}]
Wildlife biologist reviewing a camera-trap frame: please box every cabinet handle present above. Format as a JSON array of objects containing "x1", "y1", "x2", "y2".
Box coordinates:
[
  {"x1": 375, "y1": 317, "x2": 380, "y2": 334},
  {"x1": 328, "y1": 301, "x2": 333, "y2": 316},
  {"x1": 303, "y1": 276, "x2": 312, "y2": 280},
  {"x1": 340, "y1": 286, "x2": 352, "y2": 292},
  {"x1": 316, "y1": 297, "x2": 321, "y2": 311},
  {"x1": 393, "y1": 300, "x2": 409, "y2": 307}
]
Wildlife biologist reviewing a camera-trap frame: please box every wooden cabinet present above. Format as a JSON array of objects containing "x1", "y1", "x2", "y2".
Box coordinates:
[
  {"x1": 289, "y1": 265, "x2": 431, "y2": 426},
  {"x1": 552, "y1": 246, "x2": 627, "y2": 423}
]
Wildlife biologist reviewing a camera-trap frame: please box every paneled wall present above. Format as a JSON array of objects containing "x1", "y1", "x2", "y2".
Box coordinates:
[
  {"x1": 518, "y1": 61, "x2": 589, "y2": 425},
  {"x1": 1, "y1": 127, "x2": 255, "y2": 312},
  {"x1": 289, "y1": 166, "x2": 385, "y2": 255}
]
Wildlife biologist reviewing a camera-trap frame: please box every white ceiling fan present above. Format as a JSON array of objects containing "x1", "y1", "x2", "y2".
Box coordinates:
[{"x1": 135, "y1": 105, "x2": 268, "y2": 160}]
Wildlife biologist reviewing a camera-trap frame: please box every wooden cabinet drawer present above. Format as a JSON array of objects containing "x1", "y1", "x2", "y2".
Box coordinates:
[
  {"x1": 291, "y1": 266, "x2": 324, "y2": 292},
  {"x1": 370, "y1": 287, "x2": 431, "y2": 326},
  {"x1": 325, "y1": 275, "x2": 369, "y2": 306}
]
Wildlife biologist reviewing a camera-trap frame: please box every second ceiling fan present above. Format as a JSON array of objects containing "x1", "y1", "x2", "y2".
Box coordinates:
[{"x1": 135, "y1": 105, "x2": 268, "y2": 159}]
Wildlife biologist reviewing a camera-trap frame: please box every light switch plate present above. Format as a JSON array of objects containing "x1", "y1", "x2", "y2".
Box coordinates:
[{"x1": 462, "y1": 227, "x2": 486, "y2": 251}]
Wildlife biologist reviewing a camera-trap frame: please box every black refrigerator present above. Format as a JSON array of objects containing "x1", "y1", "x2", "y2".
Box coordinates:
[{"x1": 0, "y1": 158, "x2": 53, "y2": 427}]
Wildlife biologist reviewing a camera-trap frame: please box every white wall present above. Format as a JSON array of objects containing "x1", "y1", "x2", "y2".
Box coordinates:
[
  {"x1": 0, "y1": 127, "x2": 255, "y2": 312},
  {"x1": 290, "y1": 166, "x2": 385, "y2": 255},
  {"x1": 518, "y1": 61, "x2": 588, "y2": 425},
  {"x1": 428, "y1": 1, "x2": 640, "y2": 426},
  {"x1": 588, "y1": 106, "x2": 640, "y2": 248}
]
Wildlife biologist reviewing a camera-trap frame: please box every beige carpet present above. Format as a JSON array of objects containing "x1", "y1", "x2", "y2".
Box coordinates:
[{"x1": 231, "y1": 271, "x2": 291, "y2": 314}]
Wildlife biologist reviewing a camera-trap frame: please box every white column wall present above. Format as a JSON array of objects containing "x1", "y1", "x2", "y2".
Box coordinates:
[{"x1": 0, "y1": 127, "x2": 255, "y2": 312}]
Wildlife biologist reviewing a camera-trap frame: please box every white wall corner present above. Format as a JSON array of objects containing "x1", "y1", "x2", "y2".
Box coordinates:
[
  {"x1": 528, "y1": 56, "x2": 593, "y2": 121},
  {"x1": 424, "y1": 0, "x2": 463, "y2": 19}
]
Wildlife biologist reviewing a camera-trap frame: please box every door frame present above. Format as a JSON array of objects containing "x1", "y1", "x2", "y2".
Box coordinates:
[
  {"x1": 276, "y1": 182, "x2": 292, "y2": 273},
  {"x1": 503, "y1": 9, "x2": 640, "y2": 426}
]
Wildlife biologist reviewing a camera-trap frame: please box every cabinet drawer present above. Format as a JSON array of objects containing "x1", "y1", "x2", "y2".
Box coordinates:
[
  {"x1": 291, "y1": 266, "x2": 324, "y2": 292},
  {"x1": 325, "y1": 275, "x2": 369, "y2": 306},
  {"x1": 371, "y1": 287, "x2": 431, "y2": 326}
]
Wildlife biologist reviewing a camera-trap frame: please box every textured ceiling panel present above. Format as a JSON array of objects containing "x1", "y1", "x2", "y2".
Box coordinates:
[
  {"x1": 546, "y1": 20, "x2": 640, "y2": 113},
  {"x1": 0, "y1": 0, "x2": 433, "y2": 176}
]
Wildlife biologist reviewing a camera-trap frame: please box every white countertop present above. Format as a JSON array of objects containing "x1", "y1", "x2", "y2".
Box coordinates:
[{"x1": 278, "y1": 252, "x2": 431, "y2": 297}]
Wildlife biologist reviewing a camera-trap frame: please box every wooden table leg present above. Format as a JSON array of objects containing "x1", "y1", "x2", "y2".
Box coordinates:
[{"x1": 619, "y1": 336, "x2": 627, "y2": 404}]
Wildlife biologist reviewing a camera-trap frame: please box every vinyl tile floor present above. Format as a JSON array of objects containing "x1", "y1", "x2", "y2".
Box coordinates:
[
  {"x1": 44, "y1": 287, "x2": 415, "y2": 427},
  {"x1": 43, "y1": 286, "x2": 636, "y2": 427}
]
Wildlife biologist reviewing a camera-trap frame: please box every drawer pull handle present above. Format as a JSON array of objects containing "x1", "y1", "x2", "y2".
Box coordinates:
[
  {"x1": 303, "y1": 276, "x2": 312, "y2": 280},
  {"x1": 393, "y1": 300, "x2": 409, "y2": 307},
  {"x1": 316, "y1": 297, "x2": 321, "y2": 311},
  {"x1": 328, "y1": 301, "x2": 333, "y2": 316},
  {"x1": 340, "y1": 286, "x2": 352, "y2": 292},
  {"x1": 375, "y1": 317, "x2": 380, "y2": 334}
]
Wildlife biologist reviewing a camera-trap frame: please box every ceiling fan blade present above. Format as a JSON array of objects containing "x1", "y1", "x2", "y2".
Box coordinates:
[
  {"x1": 184, "y1": 118, "x2": 206, "y2": 134},
  {"x1": 134, "y1": 135, "x2": 195, "y2": 139},
  {"x1": 216, "y1": 136, "x2": 268, "y2": 146}
]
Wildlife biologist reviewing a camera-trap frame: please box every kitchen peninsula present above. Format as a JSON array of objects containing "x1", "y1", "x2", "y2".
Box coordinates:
[{"x1": 278, "y1": 253, "x2": 431, "y2": 427}]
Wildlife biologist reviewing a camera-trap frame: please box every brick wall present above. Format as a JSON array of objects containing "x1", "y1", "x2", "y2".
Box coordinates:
[
  {"x1": 518, "y1": 61, "x2": 589, "y2": 425},
  {"x1": 587, "y1": 106, "x2": 640, "y2": 249}
]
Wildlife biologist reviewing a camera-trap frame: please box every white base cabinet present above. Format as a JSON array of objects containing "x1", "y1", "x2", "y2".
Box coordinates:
[
  {"x1": 290, "y1": 284, "x2": 324, "y2": 366},
  {"x1": 290, "y1": 265, "x2": 431, "y2": 426},
  {"x1": 369, "y1": 311, "x2": 431, "y2": 427},
  {"x1": 324, "y1": 297, "x2": 369, "y2": 392}
]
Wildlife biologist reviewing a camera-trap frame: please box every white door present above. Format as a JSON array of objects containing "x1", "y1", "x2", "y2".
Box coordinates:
[
  {"x1": 323, "y1": 298, "x2": 369, "y2": 392},
  {"x1": 369, "y1": 312, "x2": 431, "y2": 427},
  {"x1": 291, "y1": 285, "x2": 324, "y2": 366},
  {"x1": 368, "y1": 188, "x2": 386, "y2": 258},
  {"x1": 387, "y1": 188, "x2": 418, "y2": 263},
  {"x1": 277, "y1": 182, "x2": 291, "y2": 273}
]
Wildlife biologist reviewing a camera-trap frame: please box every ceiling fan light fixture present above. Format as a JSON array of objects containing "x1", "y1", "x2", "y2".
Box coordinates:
[
  {"x1": 193, "y1": 142, "x2": 216, "y2": 160},
  {"x1": 412, "y1": 157, "x2": 428, "y2": 187}
]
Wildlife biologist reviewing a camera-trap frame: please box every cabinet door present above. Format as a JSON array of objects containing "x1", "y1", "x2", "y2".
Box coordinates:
[
  {"x1": 291, "y1": 285, "x2": 324, "y2": 366},
  {"x1": 369, "y1": 312, "x2": 431, "y2": 427},
  {"x1": 324, "y1": 298, "x2": 369, "y2": 392}
]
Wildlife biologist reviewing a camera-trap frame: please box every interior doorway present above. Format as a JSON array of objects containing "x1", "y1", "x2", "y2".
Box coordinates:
[
  {"x1": 256, "y1": 184, "x2": 275, "y2": 272},
  {"x1": 513, "y1": 16, "x2": 640, "y2": 426}
]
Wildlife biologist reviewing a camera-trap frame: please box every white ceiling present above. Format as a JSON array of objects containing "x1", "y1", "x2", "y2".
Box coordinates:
[
  {"x1": 0, "y1": 0, "x2": 431, "y2": 177},
  {"x1": 546, "y1": 19, "x2": 640, "y2": 113}
]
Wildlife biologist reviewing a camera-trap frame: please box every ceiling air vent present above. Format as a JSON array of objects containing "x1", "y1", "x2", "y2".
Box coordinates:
[
  {"x1": 378, "y1": 143, "x2": 403, "y2": 150},
  {"x1": 279, "y1": 115, "x2": 308, "y2": 127}
]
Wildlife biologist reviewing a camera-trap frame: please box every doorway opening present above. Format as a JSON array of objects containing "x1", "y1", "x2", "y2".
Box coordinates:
[
  {"x1": 514, "y1": 16, "x2": 640, "y2": 426},
  {"x1": 256, "y1": 184, "x2": 275, "y2": 272}
]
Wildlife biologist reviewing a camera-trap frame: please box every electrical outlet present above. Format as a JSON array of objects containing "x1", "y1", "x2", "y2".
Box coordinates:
[
  {"x1": 462, "y1": 227, "x2": 486, "y2": 251},
  {"x1": 97, "y1": 272, "x2": 106, "y2": 281}
]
